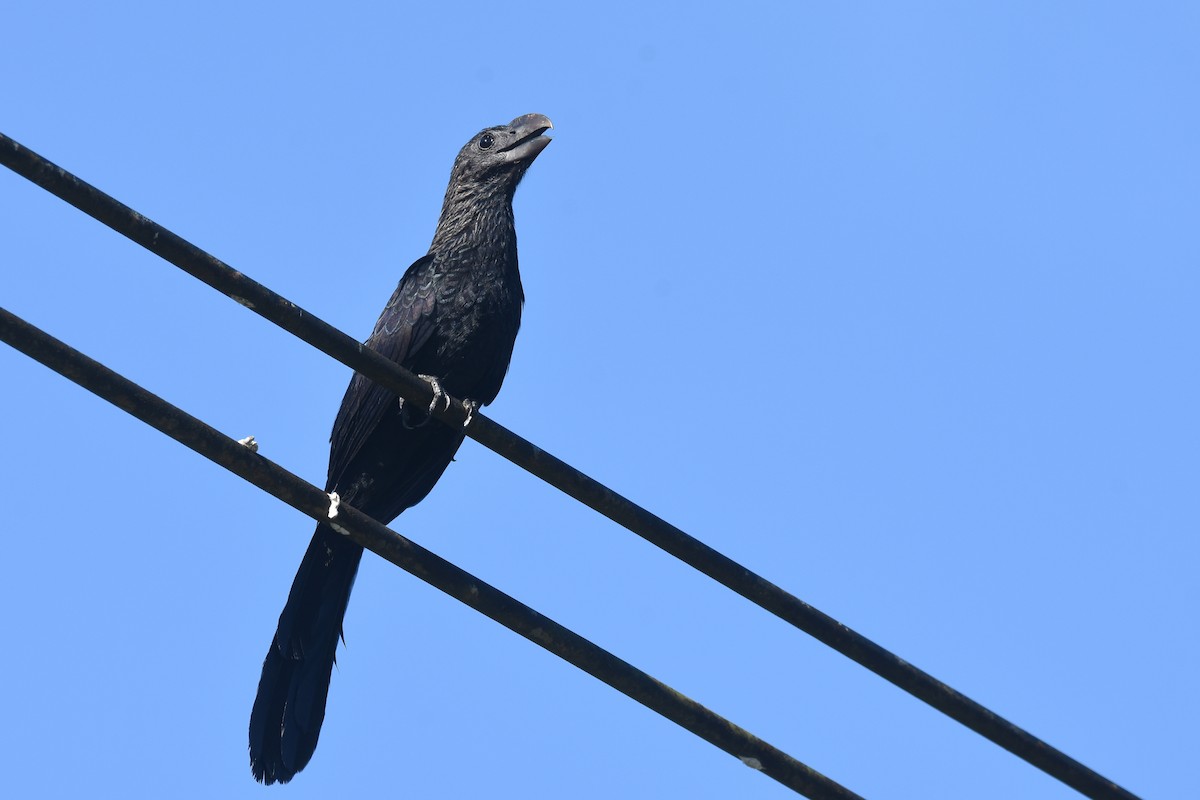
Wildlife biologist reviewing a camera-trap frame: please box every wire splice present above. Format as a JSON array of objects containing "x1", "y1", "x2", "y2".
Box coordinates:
[{"x1": 0, "y1": 306, "x2": 862, "y2": 800}]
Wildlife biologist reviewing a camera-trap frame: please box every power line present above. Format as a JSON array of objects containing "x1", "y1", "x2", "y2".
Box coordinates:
[
  {"x1": 0, "y1": 132, "x2": 1142, "y2": 800},
  {"x1": 0, "y1": 305, "x2": 862, "y2": 800}
]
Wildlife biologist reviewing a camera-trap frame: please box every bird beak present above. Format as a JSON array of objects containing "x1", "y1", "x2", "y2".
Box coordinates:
[{"x1": 501, "y1": 113, "x2": 553, "y2": 163}]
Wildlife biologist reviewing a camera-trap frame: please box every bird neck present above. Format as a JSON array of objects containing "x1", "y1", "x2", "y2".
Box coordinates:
[{"x1": 429, "y1": 179, "x2": 518, "y2": 257}]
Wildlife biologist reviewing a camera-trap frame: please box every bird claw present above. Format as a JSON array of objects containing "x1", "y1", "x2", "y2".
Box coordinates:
[
  {"x1": 418, "y1": 374, "x2": 452, "y2": 415},
  {"x1": 400, "y1": 375, "x2": 452, "y2": 429},
  {"x1": 462, "y1": 399, "x2": 480, "y2": 428}
]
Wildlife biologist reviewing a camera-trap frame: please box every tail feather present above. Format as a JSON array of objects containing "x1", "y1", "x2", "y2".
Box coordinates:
[{"x1": 249, "y1": 525, "x2": 363, "y2": 784}]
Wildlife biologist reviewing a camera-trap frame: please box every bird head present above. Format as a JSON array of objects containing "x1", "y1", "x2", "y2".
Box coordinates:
[{"x1": 448, "y1": 113, "x2": 553, "y2": 193}]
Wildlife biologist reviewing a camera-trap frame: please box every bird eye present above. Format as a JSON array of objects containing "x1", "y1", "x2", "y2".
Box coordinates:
[{"x1": 479, "y1": 133, "x2": 495, "y2": 150}]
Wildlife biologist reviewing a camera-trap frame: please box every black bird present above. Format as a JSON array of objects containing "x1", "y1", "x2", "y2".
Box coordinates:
[{"x1": 249, "y1": 113, "x2": 552, "y2": 784}]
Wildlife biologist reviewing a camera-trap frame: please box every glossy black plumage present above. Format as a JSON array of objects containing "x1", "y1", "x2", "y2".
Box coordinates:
[{"x1": 249, "y1": 114, "x2": 551, "y2": 784}]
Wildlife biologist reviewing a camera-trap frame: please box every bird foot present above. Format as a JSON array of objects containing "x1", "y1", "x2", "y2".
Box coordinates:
[
  {"x1": 418, "y1": 374, "x2": 452, "y2": 415},
  {"x1": 400, "y1": 375, "x2": 452, "y2": 429},
  {"x1": 462, "y1": 399, "x2": 481, "y2": 428}
]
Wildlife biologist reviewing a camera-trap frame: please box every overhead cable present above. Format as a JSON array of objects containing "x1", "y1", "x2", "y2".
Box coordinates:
[{"x1": 0, "y1": 132, "x2": 1141, "y2": 800}]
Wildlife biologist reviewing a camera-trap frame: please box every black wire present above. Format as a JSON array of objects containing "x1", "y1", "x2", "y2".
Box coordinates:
[
  {"x1": 0, "y1": 132, "x2": 1142, "y2": 800},
  {"x1": 0, "y1": 305, "x2": 862, "y2": 800}
]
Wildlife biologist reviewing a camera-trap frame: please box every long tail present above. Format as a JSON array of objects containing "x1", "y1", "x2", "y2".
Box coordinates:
[{"x1": 249, "y1": 524, "x2": 364, "y2": 784}]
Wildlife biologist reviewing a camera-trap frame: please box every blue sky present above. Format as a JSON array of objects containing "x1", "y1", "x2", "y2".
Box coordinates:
[{"x1": 1, "y1": 3, "x2": 1195, "y2": 798}]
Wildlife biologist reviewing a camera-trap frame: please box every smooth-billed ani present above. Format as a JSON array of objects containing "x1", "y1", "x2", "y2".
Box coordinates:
[{"x1": 249, "y1": 113, "x2": 552, "y2": 784}]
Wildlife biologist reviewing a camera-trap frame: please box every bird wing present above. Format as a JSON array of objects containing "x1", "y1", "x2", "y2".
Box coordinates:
[{"x1": 325, "y1": 253, "x2": 438, "y2": 491}]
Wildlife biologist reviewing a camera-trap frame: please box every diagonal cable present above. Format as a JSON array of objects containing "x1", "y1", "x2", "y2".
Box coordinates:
[
  {"x1": 0, "y1": 305, "x2": 862, "y2": 800},
  {"x1": 0, "y1": 132, "x2": 1141, "y2": 800}
]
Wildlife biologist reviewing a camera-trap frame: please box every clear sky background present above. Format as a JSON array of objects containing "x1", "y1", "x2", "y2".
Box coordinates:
[{"x1": 1, "y1": 4, "x2": 1195, "y2": 799}]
